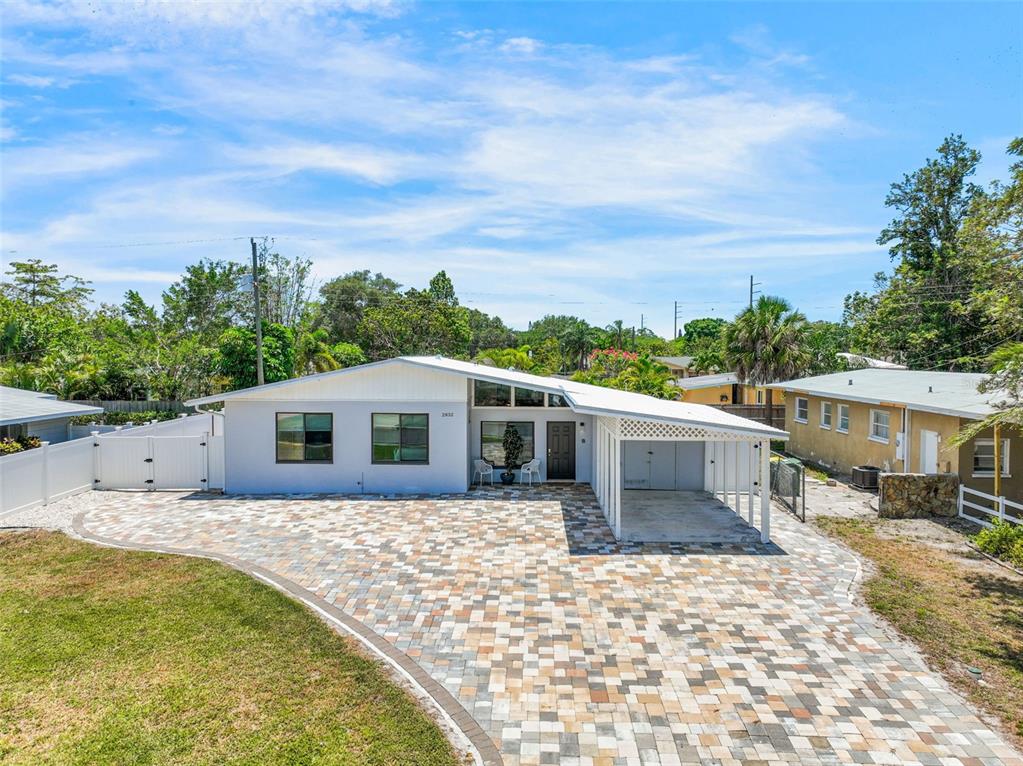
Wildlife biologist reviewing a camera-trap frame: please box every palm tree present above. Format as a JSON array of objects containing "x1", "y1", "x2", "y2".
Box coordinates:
[
  {"x1": 560, "y1": 320, "x2": 598, "y2": 371},
  {"x1": 605, "y1": 320, "x2": 626, "y2": 350},
  {"x1": 617, "y1": 356, "x2": 679, "y2": 400},
  {"x1": 723, "y1": 296, "x2": 811, "y2": 426}
]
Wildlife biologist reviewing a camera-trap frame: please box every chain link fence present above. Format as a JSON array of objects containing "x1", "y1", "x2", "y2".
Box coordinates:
[{"x1": 770, "y1": 451, "x2": 806, "y2": 522}]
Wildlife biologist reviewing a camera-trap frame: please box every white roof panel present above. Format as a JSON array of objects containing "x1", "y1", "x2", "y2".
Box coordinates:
[
  {"x1": 186, "y1": 356, "x2": 786, "y2": 439},
  {"x1": 673, "y1": 372, "x2": 738, "y2": 390},
  {"x1": 0, "y1": 386, "x2": 103, "y2": 426},
  {"x1": 769, "y1": 369, "x2": 998, "y2": 419}
]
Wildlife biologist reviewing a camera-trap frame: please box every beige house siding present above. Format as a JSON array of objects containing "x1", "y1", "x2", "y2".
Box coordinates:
[
  {"x1": 681, "y1": 385, "x2": 734, "y2": 405},
  {"x1": 784, "y1": 393, "x2": 901, "y2": 474},
  {"x1": 908, "y1": 410, "x2": 960, "y2": 475},
  {"x1": 957, "y1": 422, "x2": 1023, "y2": 502},
  {"x1": 783, "y1": 390, "x2": 1023, "y2": 502}
]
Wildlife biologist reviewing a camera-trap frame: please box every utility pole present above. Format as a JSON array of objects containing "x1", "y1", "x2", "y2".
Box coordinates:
[
  {"x1": 749, "y1": 274, "x2": 762, "y2": 308},
  {"x1": 673, "y1": 300, "x2": 684, "y2": 339},
  {"x1": 251, "y1": 238, "x2": 264, "y2": 386}
]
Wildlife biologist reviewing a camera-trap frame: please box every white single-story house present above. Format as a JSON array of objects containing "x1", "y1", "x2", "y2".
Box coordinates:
[
  {"x1": 0, "y1": 386, "x2": 103, "y2": 444},
  {"x1": 186, "y1": 356, "x2": 787, "y2": 543}
]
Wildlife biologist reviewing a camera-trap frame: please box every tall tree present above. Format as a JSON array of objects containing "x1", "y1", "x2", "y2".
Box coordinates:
[
  {"x1": 318, "y1": 270, "x2": 401, "y2": 344},
  {"x1": 358, "y1": 273, "x2": 471, "y2": 359},
  {"x1": 844, "y1": 135, "x2": 1013, "y2": 370},
  {"x1": 1, "y1": 259, "x2": 92, "y2": 313},
  {"x1": 252, "y1": 241, "x2": 315, "y2": 333},
  {"x1": 217, "y1": 322, "x2": 295, "y2": 391},
  {"x1": 724, "y1": 296, "x2": 811, "y2": 422},
  {"x1": 162, "y1": 259, "x2": 247, "y2": 341}
]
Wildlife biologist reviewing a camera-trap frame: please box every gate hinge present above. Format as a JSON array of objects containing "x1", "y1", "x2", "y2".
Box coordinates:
[
  {"x1": 94, "y1": 479, "x2": 101, "y2": 483},
  {"x1": 144, "y1": 458, "x2": 154, "y2": 463},
  {"x1": 144, "y1": 479, "x2": 154, "y2": 484},
  {"x1": 200, "y1": 478, "x2": 207, "y2": 483},
  {"x1": 199, "y1": 442, "x2": 207, "y2": 446}
]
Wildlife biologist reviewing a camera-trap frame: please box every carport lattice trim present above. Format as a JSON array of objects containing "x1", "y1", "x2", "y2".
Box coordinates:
[{"x1": 617, "y1": 418, "x2": 759, "y2": 442}]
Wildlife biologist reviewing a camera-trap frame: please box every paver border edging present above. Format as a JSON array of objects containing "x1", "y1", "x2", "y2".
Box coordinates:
[{"x1": 70, "y1": 512, "x2": 502, "y2": 766}]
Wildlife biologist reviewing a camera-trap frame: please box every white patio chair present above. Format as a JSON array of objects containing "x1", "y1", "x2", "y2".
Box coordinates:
[
  {"x1": 519, "y1": 458, "x2": 542, "y2": 486},
  {"x1": 472, "y1": 459, "x2": 494, "y2": 486}
]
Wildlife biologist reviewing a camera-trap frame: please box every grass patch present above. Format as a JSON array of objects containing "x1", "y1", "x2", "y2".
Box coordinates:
[
  {"x1": 0, "y1": 531, "x2": 461, "y2": 765},
  {"x1": 817, "y1": 517, "x2": 1023, "y2": 746}
]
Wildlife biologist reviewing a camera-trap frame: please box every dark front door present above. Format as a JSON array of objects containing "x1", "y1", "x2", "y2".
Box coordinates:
[{"x1": 546, "y1": 421, "x2": 576, "y2": 480}]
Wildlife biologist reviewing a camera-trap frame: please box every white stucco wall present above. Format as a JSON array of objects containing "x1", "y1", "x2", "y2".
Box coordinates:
[
  {"x1": 469, "y1": 407, "x2": 593, "y2": 483},
  {"x1": 224, "y1": 399, "x2": 469, "y2": 494}
]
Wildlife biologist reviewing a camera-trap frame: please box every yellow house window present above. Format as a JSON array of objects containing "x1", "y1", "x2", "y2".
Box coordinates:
[
  {"x1": 837, "y1": 404, "x2": 849, "y2": 433},
  {"x1": 820, "y1": 402, "x2": 833, "y2": 430},
  {"x1": 869, "y1": 409, "x2": 890, "y2": 443},
  {"x1": 795, "y1": 397, "x2": 808, "y2": 423}
]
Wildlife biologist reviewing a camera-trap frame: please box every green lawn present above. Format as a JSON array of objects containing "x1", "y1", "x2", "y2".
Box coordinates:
[
  {"x1": 0, "y1": 531, "x2": 461, "y2": 766},
  {"x1": 817, "y1": 517, "x2": 1023, "y2": 748}
]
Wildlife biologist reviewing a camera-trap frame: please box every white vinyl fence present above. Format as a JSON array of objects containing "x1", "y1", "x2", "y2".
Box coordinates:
[
  {"x1": 958, "y1": 485, "x2": 1023, "y2": 528},
  {"x1": 1, "y1": 414, "x2": 225, "y2": 518}
]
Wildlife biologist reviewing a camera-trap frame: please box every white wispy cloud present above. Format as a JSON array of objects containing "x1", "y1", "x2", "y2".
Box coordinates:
[{"x1": 0, "y1": 2, "x2": 882, "y2": 331}]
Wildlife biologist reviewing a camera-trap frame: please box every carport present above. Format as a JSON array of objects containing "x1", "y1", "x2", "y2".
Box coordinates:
[{"x1": 581, "y1": 392, "x2": 786, "y2": 543}]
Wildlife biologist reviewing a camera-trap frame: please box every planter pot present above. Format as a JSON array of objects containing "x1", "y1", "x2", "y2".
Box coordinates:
[{"x1": 500, "y1": 471, "x2": 515, "y2": 485}]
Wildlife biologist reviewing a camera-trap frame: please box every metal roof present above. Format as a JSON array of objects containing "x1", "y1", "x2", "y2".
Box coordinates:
[
  {"x1": 653, "y1": 356, "x2": 694, "y2": 368},
  {"x1": 768, "y1": 369, "x2": 998, "y2": 419},
  {"x1": 673, "y1": 372, "x2": 738, "y2": 390},
  {"x1": 0, "y1": 386, "x2": 103, "y2": 427},
  {"x1": 187, "y1": 356, "x2": 786, "y2": 439},
  {"x1": 836, "y1": 353, "x2": 907, "y2": 370}
]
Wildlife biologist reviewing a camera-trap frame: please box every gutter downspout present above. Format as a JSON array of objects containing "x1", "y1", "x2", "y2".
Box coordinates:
[{"x1": 903, "y1": 407, "x2": 912, "y2": 472}]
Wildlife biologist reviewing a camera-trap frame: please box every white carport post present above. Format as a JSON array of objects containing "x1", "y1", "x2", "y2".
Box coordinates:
[
  {"x1": 747, "y1": 440, "x2": 756, "y2": 526},
  {"x1": 759, "y1": 438, "x2": 771, "y2": 543}
]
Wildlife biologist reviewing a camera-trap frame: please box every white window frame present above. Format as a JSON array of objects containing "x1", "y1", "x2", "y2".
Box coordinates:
[
  {"x1": 820, "y1": 401, "x2": 832, "y2": 430},
  {"x1": 972, "y1": 438, "x2": 1011, "y2": 478},
  {"x1": 837, "y1": 404, "x2": 849, "y2": 434},
  {"x1": 756, "y1": 389, "x2": 764, "y2": 405},
  {"x1": 794, "y1": 397, "x2": 808, "y2": 424},
  {"x1": 869, "y1": 409, "x2": 890, "y2": 444}
]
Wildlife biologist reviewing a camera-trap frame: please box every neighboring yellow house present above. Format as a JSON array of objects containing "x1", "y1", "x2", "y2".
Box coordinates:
[
  {"x1": 653, "y1": 356, "x2": 700, "y2": 379},
  {"x1": 770, "y1": 369, "x2": 1021, "y2": 501},
  {"x1": 674, "y1": 373, "x2": 739, "y2": 404},
  {"x1": 674, "y1": 373, "x2": 785, "y2": 407}
]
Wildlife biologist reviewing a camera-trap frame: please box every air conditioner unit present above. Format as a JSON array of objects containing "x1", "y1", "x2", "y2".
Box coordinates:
[{"x1": 851, "y1": 465, "x2": 880, "y2": 491}]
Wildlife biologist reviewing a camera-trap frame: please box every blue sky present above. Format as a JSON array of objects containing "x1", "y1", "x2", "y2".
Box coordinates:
[{"x1": 2, "y1": 1, "x2": 1020, "y2": 337}]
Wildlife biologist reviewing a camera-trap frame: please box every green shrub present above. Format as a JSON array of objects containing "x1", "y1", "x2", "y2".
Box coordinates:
[
  {"x1": 68, "y1": 410, "x2": 181, "y2": 426},
  {"x1": 0, "y1": 438, "x2": 25, "y2": 455},
  {"x1": 974, "y1": 520, "x2": 1023, "y2": 567},
  {"x1": 0, "y1": 436, "x2": 42, "y2": 456}
]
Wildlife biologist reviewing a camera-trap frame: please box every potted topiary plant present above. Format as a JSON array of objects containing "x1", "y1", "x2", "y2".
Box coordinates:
[{"x1": 500, "y1": 424, "x2": 524, "y2": 485}]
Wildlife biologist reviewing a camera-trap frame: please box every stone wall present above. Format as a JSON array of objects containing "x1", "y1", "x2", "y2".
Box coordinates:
[{"x1": 878, "y1": 472, "x2": 959, "y2": 518}]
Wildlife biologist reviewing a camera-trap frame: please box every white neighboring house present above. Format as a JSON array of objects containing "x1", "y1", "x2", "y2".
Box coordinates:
[
  {"x1": 0, "y1": 386, "x2": 103, "y2": 444},
  {"x1": 186, "y1": 356, "x2": 787, "y2": 543}
]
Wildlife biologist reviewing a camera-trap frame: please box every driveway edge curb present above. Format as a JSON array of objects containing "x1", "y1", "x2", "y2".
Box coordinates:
[{"x1": 71, "y1": 511, "x2": 503, "y2": 766}]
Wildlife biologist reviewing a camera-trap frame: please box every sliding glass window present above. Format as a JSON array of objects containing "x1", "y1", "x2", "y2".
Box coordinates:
[
  {"x1": 372, "y1": 413, "x2": 429, "y2": 464},
  {"x1": 276, "y1": 413, "x2": 333, "y2": 463}
]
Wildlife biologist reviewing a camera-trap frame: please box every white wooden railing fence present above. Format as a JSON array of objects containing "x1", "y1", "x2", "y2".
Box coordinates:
[
  {"x1": 1, "y1": 414, "x2": 225, "y2": 518},
  {"x1": 958, "y1": 485, "x2": 1023, "y2": 528}
]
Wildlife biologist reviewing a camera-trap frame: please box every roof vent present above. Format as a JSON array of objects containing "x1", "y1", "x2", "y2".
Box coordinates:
[
  {"x1": 928, "y1": 385, "x2": 933, "y2": 393},
  {"x1": 848, "y1": 379, "x2": 853, "y2": 385}
]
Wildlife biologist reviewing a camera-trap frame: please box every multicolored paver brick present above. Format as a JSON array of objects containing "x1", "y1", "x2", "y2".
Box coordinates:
[{"x1": 77, "y1": 485, "x2": 1021, "y2": 766}]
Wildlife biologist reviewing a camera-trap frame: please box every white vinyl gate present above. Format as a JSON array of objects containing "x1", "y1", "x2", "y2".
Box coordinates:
[{"x1": 97, "y1": 434, "x2": 214, "y2": 491}]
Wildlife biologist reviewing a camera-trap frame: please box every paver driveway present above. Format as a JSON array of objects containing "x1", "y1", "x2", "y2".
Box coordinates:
[{"x1": 77, "y1": 486, "x2": 1020, "y2": 766}]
